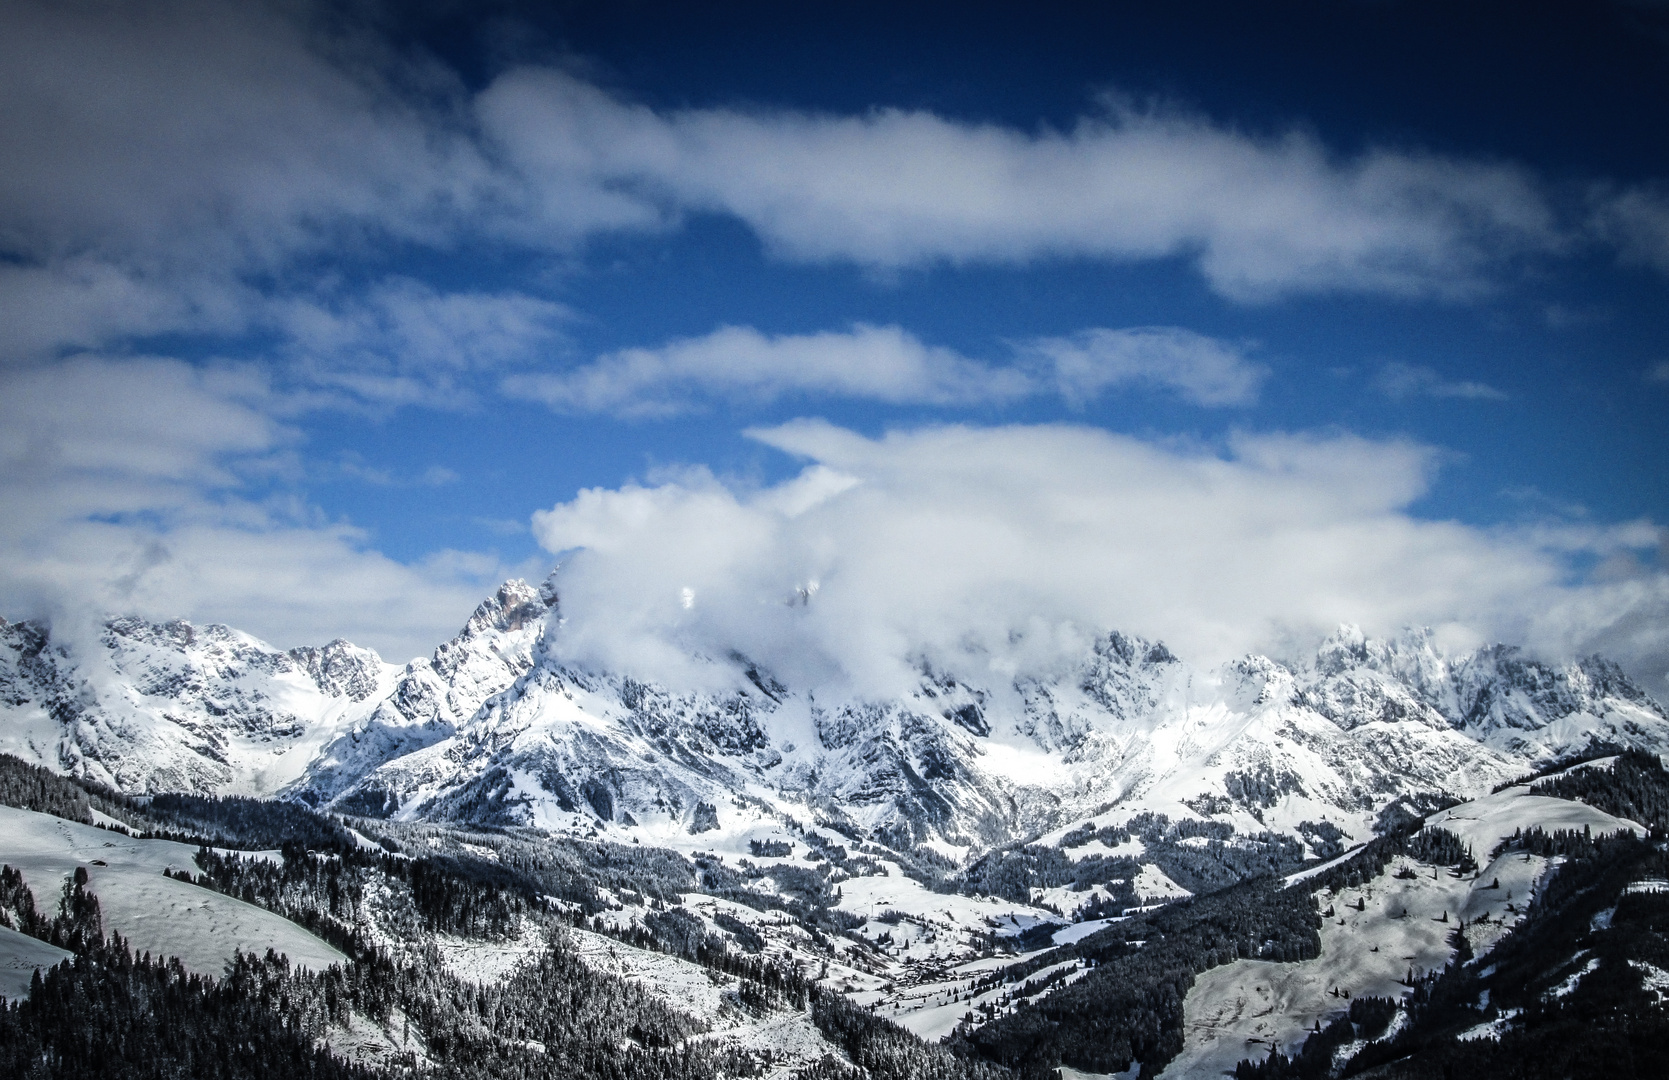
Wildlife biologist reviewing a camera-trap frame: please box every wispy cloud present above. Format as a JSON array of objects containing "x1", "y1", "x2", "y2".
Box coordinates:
[
  {"x1": 504, "y1": 324, "x2": 1031, "y2": 417},
  {"x1": 1024, "y1": 327, "x2": 1268, "y2": 406},
  {"x1": 1592, "y1": 184, "x2": 1669, "y2": 274},
  {"x1": 275, "y1": 280, "x2": 574, "y2": 410},
  {"x1": 1375, "y1": 362, "x2": 1508, "y2": 401},
  {"x1": 506, "y1": 324, "x2": 1268, "y2": 415}
]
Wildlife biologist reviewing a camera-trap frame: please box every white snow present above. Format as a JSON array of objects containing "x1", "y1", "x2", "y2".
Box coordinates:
[
  {"x1": 433, "y1": 922, "x2": 545, "y2": 984},
  {"x1": 1060, "y1": 1066, "x2": 1140, "y2": 1080},
  {"x1": 1630, "y1": 959, "x2": 1669, "y2": 1002},
  {"x1": 0, "y1": 924, "x2": 71, "y2": 1000},
  {"x1": 1163, "y1": 784, "x2": 1629, "y2": 1079},
  {"x1": 1284, "y1": 845, "x2": 1368, "y2": 888},
  {"x1": 565, "y1": 926, "x2": 839, "y2": 1072},
  {"x1": 1427, "y1": 790, "x2": 1644, "y2": 859},
  {"x1": 1053, "y1": 918, "x2": 1124, "y2": 946},
  {"x1": 0, "y1": 804, "x2": 344, "y2": 976},
  {"x1": 1134, "y1": 863, "x2": 1192, "y2": 901},
  {"x1": 1544, "y1": 956, "x2": 1600, "y2": 1000}
]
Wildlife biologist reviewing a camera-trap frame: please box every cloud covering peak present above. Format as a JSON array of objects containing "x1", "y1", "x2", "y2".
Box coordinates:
[{"x1": 531, "y1": 421, "x2": 1669, "y2": 697}]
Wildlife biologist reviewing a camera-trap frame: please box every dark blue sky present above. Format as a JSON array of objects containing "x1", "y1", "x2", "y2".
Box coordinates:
[{"x1": 296, "y1": 0, "x2": 1669, "y2": 560}]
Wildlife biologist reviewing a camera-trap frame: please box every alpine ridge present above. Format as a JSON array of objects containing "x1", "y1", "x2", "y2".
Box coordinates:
[{"x1": 3, "y1": 578, "x2": 1663, "y2": 861}]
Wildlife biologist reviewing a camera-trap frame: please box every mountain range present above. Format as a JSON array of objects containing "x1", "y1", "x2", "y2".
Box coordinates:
[
  {"x1": 5, "y1": 579, "x2": 1669, "y2": 1079},
  {"x1": 5, "y1": 576, "x2": 1663, "y2": 860}
]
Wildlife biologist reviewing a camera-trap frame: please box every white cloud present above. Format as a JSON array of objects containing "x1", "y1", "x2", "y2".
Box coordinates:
[
  {"x1": 505, "y1": 323, "x2": 1266, "y2": 415},
  {"x1": 0, "y1": 356, "x2": 509, "y2": 660},
  {"x1": 503, "y1": 324, "x2": 1030, "y2": 416},
  {"x1": 1025, "y1": 326, "x2": 1268, "y2": 406},
  {"x1": 275, "y1": 280, "x2": 573, "y2": 409},
  {"x1": 1593, "y1": 184, "x2": 1669, "y2": 275},
  {"x1": 479, "y1": 70, "x2": 1560, "y2": 301},
  {"x1": 530, "y1": 420, "x2": 1669, "y2": 697},
  {"x1": 0, "y1": 0, "x2": 499, "y2": 359},
  {"x1": 1375, "y1": 362, "x2": 1508, "y2": 401},
  {"x1": 0, "y1": 0, "x2": 1574, "y2": 367}
]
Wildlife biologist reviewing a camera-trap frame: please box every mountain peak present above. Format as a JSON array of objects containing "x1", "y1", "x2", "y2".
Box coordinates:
[
  {"x1": 287, "y1": 639, "x2": 385, "y2": 702},
  {"x1": 459, "y1": 578, "x2": 557, "y2": 640}
]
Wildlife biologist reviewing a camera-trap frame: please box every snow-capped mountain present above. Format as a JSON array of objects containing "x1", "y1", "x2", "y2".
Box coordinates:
[
  {"x1": 0, "y1": 613, "x2": 395, "y2": 795},
  {"x1": 3, "y1": 579, "x2": 1666, "y2": 859}
]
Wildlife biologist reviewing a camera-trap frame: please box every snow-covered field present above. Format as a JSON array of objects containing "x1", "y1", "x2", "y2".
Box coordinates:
[
  {"x1": 0, "y1": 805, "x2": 344, "y2": 977},
  {"x1": 1160, "y1": 784, "x2": 1644, "y2": 1079},
  {"x1": 433, "y1": 923, "x2": 547, "y2": 984},
  {"x1": 0, "y1": 924, "x2": 71, "y2": 999}
]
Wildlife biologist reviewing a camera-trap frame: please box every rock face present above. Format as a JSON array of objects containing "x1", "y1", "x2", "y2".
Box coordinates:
[{"x1": 3, "y1": 584, "x2": 1666, "y2": 857}]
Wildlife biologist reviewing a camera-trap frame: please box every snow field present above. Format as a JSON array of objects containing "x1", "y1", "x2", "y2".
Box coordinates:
[
  {"x1": 433, "y1": 921, "x2": 547, "y2": 984},
  {"x1": 1426, "y1": 789, "x2": 1645, "y2": 861},
  {"x1": 1059, "y1": 1065, "x2": 1141, "y2": 1080},
  {"x1": 565, "y1": 926, "x2": 840, "y2": 1074},
  {"x1": 0, "y1": 924, "x2": 71, "y2": 999},
  {"x1": 0, "y1": 805, "x2": 345, "y2": 976}
]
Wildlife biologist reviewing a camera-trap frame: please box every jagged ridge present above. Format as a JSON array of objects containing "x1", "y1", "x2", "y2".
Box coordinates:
[{"x1": 3, "y1": 583, "x2": 1666, "y2": 864}]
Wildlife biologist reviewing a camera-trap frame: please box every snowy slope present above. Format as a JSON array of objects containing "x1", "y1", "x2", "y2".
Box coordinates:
[
  {"x1": 1159, "y1": 782, "x2": 1645, "y2": 1079},
  {"x1": 0, "y1": 924, "x2": 70, "y2": 1000},
  {"x1": 0, "y1": 614, "x2": 396, "y2": 795},
  {"x1": 0, "y1": 804, "x2": 345, "y2": 975}
]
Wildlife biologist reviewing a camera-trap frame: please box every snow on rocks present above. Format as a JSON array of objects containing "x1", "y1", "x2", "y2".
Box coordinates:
[
  {"x1": 10, "y1": 586, "x2": 1669, "y2": 875},
  {"x1": 0, "y1": 615, "x2": 398, "y2": 797}
]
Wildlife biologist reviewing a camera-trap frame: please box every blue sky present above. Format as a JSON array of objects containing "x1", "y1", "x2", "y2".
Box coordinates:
[{"x1": 2, "y1": 0, "x2": 1667, "y2": 694}]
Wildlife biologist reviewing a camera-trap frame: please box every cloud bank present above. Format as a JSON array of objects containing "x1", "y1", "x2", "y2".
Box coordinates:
[
  {"x1": 481, "y1": 71, "x2": 1557, "y2": 302},
  {"x1": 0, "y1": 357, "x2": 516, "y2": 660},
  {"x1": 532, "y1": 421, "x2": 1669, "y2": 697}
]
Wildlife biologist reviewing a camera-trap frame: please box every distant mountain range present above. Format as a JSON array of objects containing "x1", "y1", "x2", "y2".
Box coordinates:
[{"x1": 5, "y1": 577, "x2": 1663, "y2": 861}]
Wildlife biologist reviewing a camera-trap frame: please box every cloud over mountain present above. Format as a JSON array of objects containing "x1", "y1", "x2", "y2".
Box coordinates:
[{"x1": 532, "y1": 421, "x2": 1669, "y2": 697}]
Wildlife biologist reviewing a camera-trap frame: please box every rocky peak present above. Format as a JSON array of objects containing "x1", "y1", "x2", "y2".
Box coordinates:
[
  {"x1": 458, "y1": 578, "x2": 554, "y2": 640},
  {"x1": 1078, "y1": 630, "x2": 1176, "y2": 717},
  {"x1": 1454, "y1": 645, "x2": 1665, "y2": 732},
  {"x1": 287, "y1": 639, "x2": 384, "y2": 701}
]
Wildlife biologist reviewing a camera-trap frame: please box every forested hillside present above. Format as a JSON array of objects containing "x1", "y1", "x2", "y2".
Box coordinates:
[{"x1": 6, "y1": 749, "x2": 1669, "y2": 1079}]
